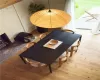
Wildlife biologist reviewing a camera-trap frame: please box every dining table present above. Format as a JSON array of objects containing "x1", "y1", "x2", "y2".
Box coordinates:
[{"x1": 19, "y1": 30, "x2": 82, "y2": 73}]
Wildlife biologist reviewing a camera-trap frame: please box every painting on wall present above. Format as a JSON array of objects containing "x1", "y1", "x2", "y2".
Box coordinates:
[{"x1": 0, "y1": 0, "x2": 22, "y2": 9}]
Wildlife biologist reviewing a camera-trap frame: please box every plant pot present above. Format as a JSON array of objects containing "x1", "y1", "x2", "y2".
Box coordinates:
[{"x1": 37, "y1": 27, "x2": 48, "y2": 33}]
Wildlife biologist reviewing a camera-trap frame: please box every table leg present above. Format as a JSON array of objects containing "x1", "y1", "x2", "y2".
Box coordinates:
[
  {"x1": 79, "y1": 36, "x2": 82, "y2": 42},
  {"x1": 19, "y1": 55, "x2": 27, "y2": 64},
  {"x1": 48, "y1": 64, "x2": 52, "y2": 73}
]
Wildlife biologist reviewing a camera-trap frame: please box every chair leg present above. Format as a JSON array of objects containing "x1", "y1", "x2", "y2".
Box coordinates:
[
  {"x1": 75, "y1": 41, "x2": 80, "y2": 52},
  {"x1": 59, "y1": 58, "x2": 62, "y2": 67},
  {"x1": 24, "y1": 58, "x2": 29, "y2": 63},
  {"x1": 66, "y1": 51, "x2": 69, "y2": 57},
  {"x1": 70, "y1": 47, "x2": 74, "y2": 57},
  {"x1": 75, "y1": 47, "x2": 78, "y2": 53},
  {"x1": 37, "y1": 63, "x2": 43, "y2": 72},
  {"x1": 64, "y1": 51, "x2": 68, "y2": 62}
]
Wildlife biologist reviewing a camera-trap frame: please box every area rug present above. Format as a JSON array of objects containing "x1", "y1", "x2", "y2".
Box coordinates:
[{"x1": 0, "y1": 42, "x2": 26, "y2": 63}]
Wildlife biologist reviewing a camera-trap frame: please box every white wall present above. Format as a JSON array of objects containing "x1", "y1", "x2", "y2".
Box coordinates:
[
  {"x1": 64, "y1": 0, "x2": 75, "y2": 30},
  {"x1": 14, "y1": 0, "x2": 35, "y2": 32},
  {"x1": 0, "y1": 5, "x2": 24, "y2": 42},
  {"x1": 0, "y1": 0, "x2": 66, "y2": 42},
  {"x1": 0, "y1": 0, "x2": 35, "y2": 42}
]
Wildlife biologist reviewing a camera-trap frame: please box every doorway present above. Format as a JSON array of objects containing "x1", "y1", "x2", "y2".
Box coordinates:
[{"x1": 75, "y1": 0, "x2": 100, "y2": 31}]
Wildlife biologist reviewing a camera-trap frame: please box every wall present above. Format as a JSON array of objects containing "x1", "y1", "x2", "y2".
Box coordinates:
[
  {"x1": 0, "y1": 0, "x2": 66, "y2": 42},
  {"x1": 0, "y1": 5, "x2": 24, "y2": 41},
  {"x1": 64, "y1": 0, "x2": 75, "y2": 30},
  {"x1": 33, "y1": 0, "x2": 65, "y2": 10},
  {"x1": 0, "y1": 0, "x2": 34, "y2": 42}
]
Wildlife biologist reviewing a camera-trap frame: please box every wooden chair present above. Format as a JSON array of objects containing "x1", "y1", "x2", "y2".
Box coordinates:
[
  {"x1": 61, "y1": 29, "x2": 75, "y2": 34},
  {"x1": 58, "y1": 51, "x2": 69, "y2": 67},
  {"x1": 68, "y1": 40, "x2": 81, "y2": 57},
  {"x1": 24, "y1": 58, "x2": 46, "y2": 68},
  {"x1": 58, "y1": 29, "x2": 81, "y2": 66},
  {"x1": 24, "y1": 31, "x2": 54, "y2": 68},
  {"x1": 61, "y1": 29, "x2": 81, "y2": 57},
  {"x1": 38, "y1": 32, "x2": 48, "y2": 40},
  {"x1": 32, "y1": 32, "x2": 49, "y2": 43},
  {"x1": 25, "y1": 42, "x2": 46, "y2": 68}
]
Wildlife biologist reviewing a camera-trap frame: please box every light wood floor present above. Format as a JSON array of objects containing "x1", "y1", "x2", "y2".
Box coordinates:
[{"x1": 0, "y1": 30, "x2": 100, "y2": 80}]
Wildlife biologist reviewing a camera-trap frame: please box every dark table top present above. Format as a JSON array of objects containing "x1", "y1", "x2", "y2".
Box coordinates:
[{"x1": 20, "y1": 30, "x2": 82, "y2": 65}]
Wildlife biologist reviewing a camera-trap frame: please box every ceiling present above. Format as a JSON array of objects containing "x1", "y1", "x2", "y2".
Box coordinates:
[{"x1": 0, "y1": 0, "x2": 22, "y2": 9}]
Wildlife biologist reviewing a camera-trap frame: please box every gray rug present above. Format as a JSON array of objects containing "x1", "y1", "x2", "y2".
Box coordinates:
[{"x1": 0, "y1": 42, "x2": 26, "y2": 63}]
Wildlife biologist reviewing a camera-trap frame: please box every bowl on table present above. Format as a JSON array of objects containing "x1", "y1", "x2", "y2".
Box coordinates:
[{"x1": 49, "y1": 39, "x2": 58, "y2": 46}]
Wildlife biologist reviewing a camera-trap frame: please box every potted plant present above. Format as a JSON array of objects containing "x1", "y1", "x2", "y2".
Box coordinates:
[{"x1": 28, "y1": 2, "x2": 48, "y2": 33}]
